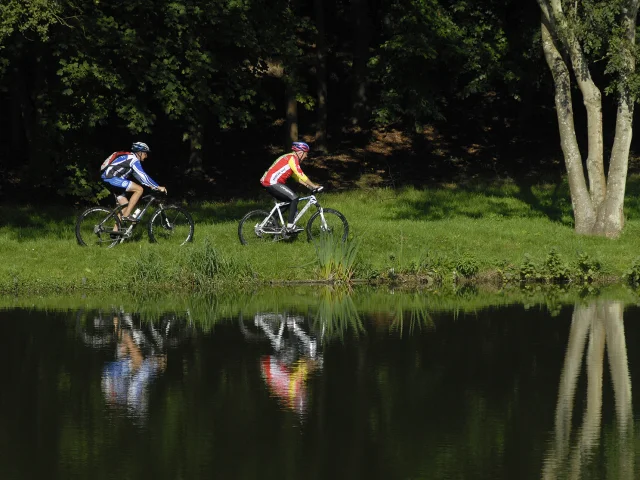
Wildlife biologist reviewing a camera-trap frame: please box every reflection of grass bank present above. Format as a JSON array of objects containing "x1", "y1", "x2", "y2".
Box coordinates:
[
  {"x1": 5, "y1": 179, "x2": 640, "y2": 293},
  {"x1": 3, "y1": 284, "x2": 639, "y2": 332}
]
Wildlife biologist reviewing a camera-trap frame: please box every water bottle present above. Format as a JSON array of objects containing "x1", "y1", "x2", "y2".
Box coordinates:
[{"x1": 132, "y1": 208, "x2": 141, "y2": 219}]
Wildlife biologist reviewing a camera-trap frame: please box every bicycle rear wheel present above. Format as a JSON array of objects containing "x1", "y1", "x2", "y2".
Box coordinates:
[
  {"x1": 238, "y1": 210, "x2": 281, "y2": 245},
  {"x1": 306, "y1": 208, "x2": 349, "y2": 242},
  {"x1": 76, "y1": 207, "x2": 122, "y2": 247},
  {"x1": 148, "y1": 206, "x2": 194, "y2": 245}
]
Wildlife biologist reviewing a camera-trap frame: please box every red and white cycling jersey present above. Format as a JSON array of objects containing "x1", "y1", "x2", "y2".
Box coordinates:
[{"x1": 260, "y1": 153, "x2": 310, "y2": 186}]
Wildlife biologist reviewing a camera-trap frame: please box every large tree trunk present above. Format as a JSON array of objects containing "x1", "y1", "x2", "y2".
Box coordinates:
[
  {"x1": 592, "y1": 0, "x2": 639, "y2": 237},
  {"x1": 537, "y1": 0, "x2": 639, "y2": 237},
  {"x1": 314, "y1": 0, "x2": 328, "y2": 152},
  {"x1": 539, "y1": 18, "x2": 595, "y2": 233}
]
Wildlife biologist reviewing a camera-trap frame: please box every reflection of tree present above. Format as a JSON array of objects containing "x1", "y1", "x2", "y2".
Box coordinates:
[{"x1": 542, "y1": 301, "x2": 633, "y2": 480}]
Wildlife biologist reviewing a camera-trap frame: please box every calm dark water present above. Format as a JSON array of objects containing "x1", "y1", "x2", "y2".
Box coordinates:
[{"x1": 1, "y1": 299, "x2": 638, "y2": 479}]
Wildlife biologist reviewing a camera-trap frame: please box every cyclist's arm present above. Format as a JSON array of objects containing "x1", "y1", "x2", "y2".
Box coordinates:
[
  {"x1": 131, "y1": 160, "x2": 161, "y2": 189},
  {"x1": 288, "y1": 157, "x2": 320, "y2": 189}
]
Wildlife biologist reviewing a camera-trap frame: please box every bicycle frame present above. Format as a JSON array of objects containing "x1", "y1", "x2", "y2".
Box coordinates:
[
  {"x1": 259, "y1": 194, "x2": 320, "y2": 231},
  {"x1": 120, "y1": 194, "x2": 163, "y2": 221},
  {"x1": 104, "y1": 195, "x2": 163, "y2": 240}
]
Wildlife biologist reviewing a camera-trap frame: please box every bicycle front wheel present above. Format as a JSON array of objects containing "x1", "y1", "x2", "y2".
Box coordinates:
[
  {"x1": 148, "y1": 206, "x2": 194, "y2": 245},
  {"x1": 238, "y1": 210, "x2": 281, "y2": 245},
  {"x1": 76, "y1": 207, "x2": 122, "y2": 247},
  {"x1": 306, "y1": 208, "x2": 349, "y2": 242}
]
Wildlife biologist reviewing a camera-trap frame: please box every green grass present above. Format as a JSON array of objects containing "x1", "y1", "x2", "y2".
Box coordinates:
[{"x1": 4, "y1": 175, "x2": 640, "y2": 294}]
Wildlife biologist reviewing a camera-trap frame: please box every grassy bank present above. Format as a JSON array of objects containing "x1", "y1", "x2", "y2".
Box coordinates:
[{"x1": 4, "y1": 177, "x2": 640, "y2": 294}]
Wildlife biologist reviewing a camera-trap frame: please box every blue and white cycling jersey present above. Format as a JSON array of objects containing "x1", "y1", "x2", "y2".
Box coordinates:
[{"x1": 101, "y1": 153, "x2": 159, "y2": 189}]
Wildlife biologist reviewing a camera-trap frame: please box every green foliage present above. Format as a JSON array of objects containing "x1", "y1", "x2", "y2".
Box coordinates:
[
  {"x1": 519, "y1": 254, "x2": 538, "y2": 282},
  {"x1": 455, "y1": 254, "x2": 479, "y2": 279},
  {"x1": 518, "y1": 249, "x2": 601, "y2": 285},
  {"x1": 0, "y1": 0, "x2": 62, "y2": 47},
  {"x1": 56, "y1": 164, "x2": 110, "y2": 203},
  {"x1": 543, "y1": 248, "x2": 572, "y2": 284},
  {"x1": 1, "y1": 0, "x2": 300, "y2": 180},
  {"x1": 576, "y1": 251, "x2": 601, "y2": 283},
  {"x1": 624, "y1": 257, "x2": 640, "y2": 287},
  {"x1": 369, "y1": 0, "x2": 522, "y2": 125}
]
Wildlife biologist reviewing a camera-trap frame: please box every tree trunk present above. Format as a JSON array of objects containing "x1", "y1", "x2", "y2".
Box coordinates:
[
  {"x1": 285, "y1": 80, "x2": 298, "y2": 147},
  {"x1": 544, "y1": 0, "x2": 606, "y2": 207},
  {"x1": 15, "y1": 60, "x2": 52, "y2": 185},
  {"x1": 592, "y1": 0, "x2": 639, "y2": 237},
  {"x1": 537, "y1": 0, "x2": 639, "y2": 237},
  {"x1": 350, "y1": 0, "x2": 372, "y2": 128},
  {"x1": 539, "y1": 18, "x2": 595, "y2": 233},
  {"x1": 314, "y1": 0, "x2": 328, "y2": 152},
  {"x1": 11, "y1": 68, "x2": 26, "y2": 159}
]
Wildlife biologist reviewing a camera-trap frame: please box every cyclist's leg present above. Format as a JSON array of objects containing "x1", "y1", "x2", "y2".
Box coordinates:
[
  {"x1": 103, "y1": 178, "x2": 130, "y2": 231},
  {"x1": 266, "y1": 184, "x2": 298, "y2": 226},
  {"x1": 121, "y1": 181, "x2": 143, "y2": 218}
]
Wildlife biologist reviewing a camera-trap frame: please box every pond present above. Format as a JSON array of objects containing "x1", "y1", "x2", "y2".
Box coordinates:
[{"x1": 1, "y1": 289, "x2": 639, "y2": 479}]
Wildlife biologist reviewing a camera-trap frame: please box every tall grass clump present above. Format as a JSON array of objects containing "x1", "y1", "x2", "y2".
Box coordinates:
[
  {"x1": 130, "y1": 249, "x2": 167, "y2": 286},
  {"x1": 180, "y1": 239, "x2": 255, "y2": 289},
  {"x1": 314, "y1": 234, "x2": 360, "y2": 283}
]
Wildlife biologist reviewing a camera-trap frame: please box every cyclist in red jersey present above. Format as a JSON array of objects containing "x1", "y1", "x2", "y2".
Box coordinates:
[{"x1": 260, "y1": 142, "x2": 322, "y2": 232}]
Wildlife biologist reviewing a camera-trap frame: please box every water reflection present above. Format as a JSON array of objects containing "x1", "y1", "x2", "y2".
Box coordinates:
[
  {"x1": 542, "y1": 301, "x2": 634, "y2": 479},
  {"x1": 78, "y1": 310, "x2": 193, "y2": 421},
  {"x1": 101, "y1": 314, "x2": 167, "y2": 418},
  {"x1": 240, "y1": 312, "x2": 323, "y2": 415}
]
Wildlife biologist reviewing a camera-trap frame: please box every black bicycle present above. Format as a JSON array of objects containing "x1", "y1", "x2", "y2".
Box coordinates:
[
  {"x1": 238, "y1": 188, "x2": 349, "y2": 245},
  {"x1": 75, "y1": 193, "x2": 195, "y2": 247}
]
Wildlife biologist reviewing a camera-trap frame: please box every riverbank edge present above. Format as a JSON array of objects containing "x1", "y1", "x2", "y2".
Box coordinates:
[{"x1": 0, "y1": 268, "x2": 630, "y2": 296}]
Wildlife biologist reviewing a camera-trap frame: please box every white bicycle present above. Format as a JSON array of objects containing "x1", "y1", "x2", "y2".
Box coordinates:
[{"x1": 237, "y1": 188, "x2": 349, "y2": 245}]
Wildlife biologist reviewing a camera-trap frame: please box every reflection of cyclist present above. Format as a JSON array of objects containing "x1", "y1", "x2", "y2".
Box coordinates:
[
  {"x1": 101, "y1": 315, "x2": 167, "y2": 418},
  {"x1": 260, "y1": 356, "x2": 319, "y2": 414},
  {"x1": 260, "y1": 142, "x2": 322, "y2": 233},
  {"x1": 248, "y1": 312, "x2": 323, "y2": 415}
]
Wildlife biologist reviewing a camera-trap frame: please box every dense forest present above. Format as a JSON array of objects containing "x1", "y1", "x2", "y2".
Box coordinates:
[{"x1": 0, "y1": 0, "x2": 637, "y2": 209}]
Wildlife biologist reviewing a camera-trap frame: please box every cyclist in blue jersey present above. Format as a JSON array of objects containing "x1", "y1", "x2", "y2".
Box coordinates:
[{"x1": 102, "y1": 142, "x2": 167, "y2": 221}]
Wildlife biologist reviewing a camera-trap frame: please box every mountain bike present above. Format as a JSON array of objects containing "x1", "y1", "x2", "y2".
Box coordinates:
[
  {"x1": 237, "y1": 188, "x2": 348, "y2": 245},
  {"x1": 75, "y1": 193, "x2": 194, "y2": 247}
]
